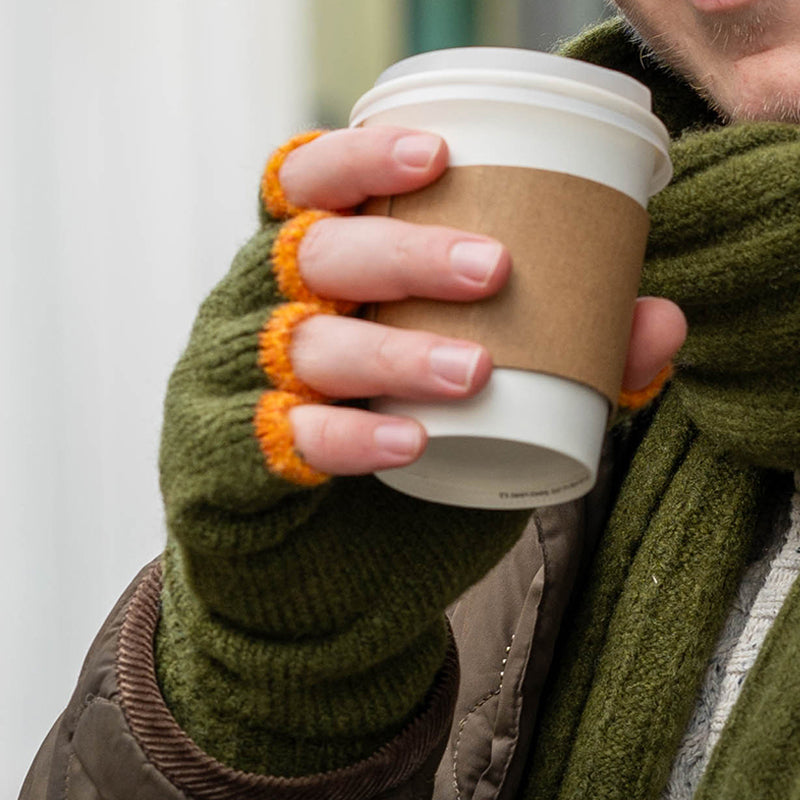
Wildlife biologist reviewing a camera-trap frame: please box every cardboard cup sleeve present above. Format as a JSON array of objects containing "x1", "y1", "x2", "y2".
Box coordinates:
[{"x1": 365, "y1": 165, "x2": 650, "y2": 408}]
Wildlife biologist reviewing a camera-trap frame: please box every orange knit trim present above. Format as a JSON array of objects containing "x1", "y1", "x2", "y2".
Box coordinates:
[
  {"x1": 261, "y1": 130, "x2": 326, "y2": 219},
  {"x1": 272, "y1": 210, "x2": 358, "y2": 314},
  {"x1": 258, "y1": 302, "x2": 330, "y2": 401},
  {"x1": 618, "y1": 363, "x2": 675, "y2": 411},
  {"x1": 254, "y1": 391, "x2": 330, "y2": 486}
]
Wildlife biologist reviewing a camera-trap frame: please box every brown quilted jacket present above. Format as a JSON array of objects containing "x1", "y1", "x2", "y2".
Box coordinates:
[{"x1": 19, "y1": 450, "x2": 614, "y2": 800}]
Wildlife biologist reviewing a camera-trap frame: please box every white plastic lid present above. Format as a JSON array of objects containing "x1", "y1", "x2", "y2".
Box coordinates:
[
  {"x1": 376, "y1": 46, "x2": 651, "y2": 109},
  {"x1": 350, "y1": 47, "x2": 672, "y2": 197}
]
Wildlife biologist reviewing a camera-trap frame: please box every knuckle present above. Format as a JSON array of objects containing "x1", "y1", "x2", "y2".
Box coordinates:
[
  {"x1": 387, "y1": 235, "x2": 416, "y2": 280},
  {"x1": 286, "y1": 316, "x2": 322, "y2": 378},
  {"x1": 385, "y1": 224, "x2": 446, "y2": 295},
  {"x1": 311, "y1": 409, "x2": 334, "y2": 456},
  {"x1": 311, "y1": 408, "x2": 364, "y2": 468},
  {"x1": 373, "y1": 328, "x2": 430, "y2": 392},
  {"x1": 339, "y1": 129, "x2": 385, "y2": 179},
  {"x1": 373, "y1": 328, "x2": 402, "y2": 376},
  {"x1": 293, "y1": 405, "x2": 334, "y2": 465}
]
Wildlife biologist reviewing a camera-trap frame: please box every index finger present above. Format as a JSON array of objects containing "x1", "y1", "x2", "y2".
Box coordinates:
[{"x1": 278, "y1": 127, "x2": 448, "y2": 211}]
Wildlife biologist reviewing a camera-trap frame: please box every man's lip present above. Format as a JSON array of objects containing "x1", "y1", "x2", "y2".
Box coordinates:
[{"x1": 689, "y1": 0, "x2": 758, "y2": 11}]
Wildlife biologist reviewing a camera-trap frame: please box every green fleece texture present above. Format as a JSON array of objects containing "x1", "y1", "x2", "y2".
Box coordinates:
[
  {"x1": 521, "y1": 19, "x2": 800, "y2": 800},
  {"x1": 155, "y1": 219, "x2": 531, "y2": 774}
]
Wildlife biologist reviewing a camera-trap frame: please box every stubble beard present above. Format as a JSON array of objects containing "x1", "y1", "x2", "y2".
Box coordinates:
[
  {"x1": 699, "y1": 2, "x2": 780, "y2": 51},
  {"x1": 613, "y1": 0, "x2": 800, "y2": 122}
]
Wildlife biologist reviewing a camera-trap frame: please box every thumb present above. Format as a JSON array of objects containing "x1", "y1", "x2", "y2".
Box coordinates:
[{"x1": 622, "y1": 296, "x2": 687, "y2": 392}]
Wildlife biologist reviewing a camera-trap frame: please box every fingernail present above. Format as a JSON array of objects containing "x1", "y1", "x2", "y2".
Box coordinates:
[
  {"x1": 392, "y1": 134, "x2": 442, "y2": 169},
  {"x1": 449, "y1": 241, "x2": 503, "y2": 286},
  {"x1": 374, "y1": 422, "x2": 423, "y2": 457},
  {"x1": 429, "y1": 345, "x2": 482, "y2": 390}
]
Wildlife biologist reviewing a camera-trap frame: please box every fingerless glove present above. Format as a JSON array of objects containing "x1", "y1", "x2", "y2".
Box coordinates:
[{"x1": 154, "y1": 167, "x2": 531, "y2": 777}]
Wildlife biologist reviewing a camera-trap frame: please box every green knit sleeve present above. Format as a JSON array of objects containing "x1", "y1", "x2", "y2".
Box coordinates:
[{"x1": 155, "y1": 210, "x2": 531, "y2": 779}]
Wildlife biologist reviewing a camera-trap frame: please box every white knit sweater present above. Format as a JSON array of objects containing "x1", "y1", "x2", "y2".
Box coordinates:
[{"x1": 662, "y1": 471, "x2": 800, "y2": 799}]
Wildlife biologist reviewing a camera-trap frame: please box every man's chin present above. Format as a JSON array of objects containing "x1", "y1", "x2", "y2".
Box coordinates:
[
  {"x1": 612, "y1": 0, "x2": 800, "y2": 123},
  {"x1": 725, "y1": 96, "x2": 800, "y2": 123},
  {"x1": 704, "y1": 50, "x2": 800, "y2": 122}
]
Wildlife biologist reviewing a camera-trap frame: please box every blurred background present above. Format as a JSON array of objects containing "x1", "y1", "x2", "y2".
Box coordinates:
[{"x1": 1, "y1": 0, "x2": 610, "y2": 794}]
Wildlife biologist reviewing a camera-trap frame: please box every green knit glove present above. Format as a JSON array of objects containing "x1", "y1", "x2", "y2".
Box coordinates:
[{"x1": 155, "y1": 195, "x2": 530, "y2": 777}]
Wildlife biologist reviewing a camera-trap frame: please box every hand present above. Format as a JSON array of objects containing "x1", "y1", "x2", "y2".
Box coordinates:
[{"x1": 276, "y1": 127, "x2": 687, "y2": 476}]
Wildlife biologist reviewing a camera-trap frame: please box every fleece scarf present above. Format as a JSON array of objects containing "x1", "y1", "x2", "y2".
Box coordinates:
[{"x1": 522, "y1": 19, "x2": 800, "y2": 800}]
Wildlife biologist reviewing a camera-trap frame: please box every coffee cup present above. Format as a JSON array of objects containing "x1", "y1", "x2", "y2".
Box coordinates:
[{"x1": 349, "y1": 47, "x2": 671, "y2": 509}]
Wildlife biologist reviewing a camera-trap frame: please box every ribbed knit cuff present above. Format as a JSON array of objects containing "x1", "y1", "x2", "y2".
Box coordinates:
[
  {"x1": 157, "y1": 214, "x2": 532, "y2": 777},
  {"x1": 123, "y1": 562, "x2": 460, "y2": 799}
]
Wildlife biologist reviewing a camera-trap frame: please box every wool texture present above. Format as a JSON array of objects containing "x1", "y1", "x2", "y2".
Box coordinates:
[
  {"x1": 260, "y1": 129, "x2": 326, "y2": 219},
  {"x1": 257, "y1": 300, "x2": 331, "y2": 400},
  {"x1": 253, "y1": 390, "x2": 330, "y2": 486},
  {"x1": 154, "y1": 15, "x2": 800, "y2": 793},
  {"x1": 270, "y1": 208, "x2": 356, "y2": 313},
  {"x1": 662, "y1": 471, "x2": 798, "y2": 798},
  {"x1": 618, "y1": 363, "x2": 673, "y2": 411},
  {"x1": 155, "y1": 216, "x2": 531, "y2": 775},
  {"x1": 695, "y1": 479, "x2": 800, "y2": 800},
  {"x1": 522, "y1": 19, "x2": 800, "y2": 800}
]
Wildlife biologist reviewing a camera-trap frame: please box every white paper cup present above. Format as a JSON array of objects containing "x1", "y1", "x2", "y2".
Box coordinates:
[{"x1": 350, "y1": 48, "x2": 672, "y2": 510}]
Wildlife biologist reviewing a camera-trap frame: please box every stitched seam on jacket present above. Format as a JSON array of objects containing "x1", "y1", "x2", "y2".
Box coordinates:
[
  {"x1": 75, "y1": 696, "x2": 184, "y2": 800},
  {"x1": 451, "y1": 636, "x2": 515, "y2": 800},
  {"x1": 62, "y1": 694, "x2": 98, "y2": 800},
  {"x1": 64, "y1": 751, "x2": 75, "y2": 800},
  {"x1": 486, "y1": 511, "x2": 548, "y2": 800},
  {"x1": 491, "y1": 511, "x2": 549, "y2": 798}
]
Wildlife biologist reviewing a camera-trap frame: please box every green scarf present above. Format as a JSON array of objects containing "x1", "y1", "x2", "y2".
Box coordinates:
[
  {"x1": 523, "y1": 19, "x2": 800, "y2": 800},
  {"x1": 154, "y1": 15, "x2": 800, "y2": 791}
]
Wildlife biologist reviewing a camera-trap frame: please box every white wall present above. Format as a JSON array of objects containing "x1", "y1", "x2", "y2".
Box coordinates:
[{"x1": 0, "y1": 1, "x2": 312, "y2": 794}]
